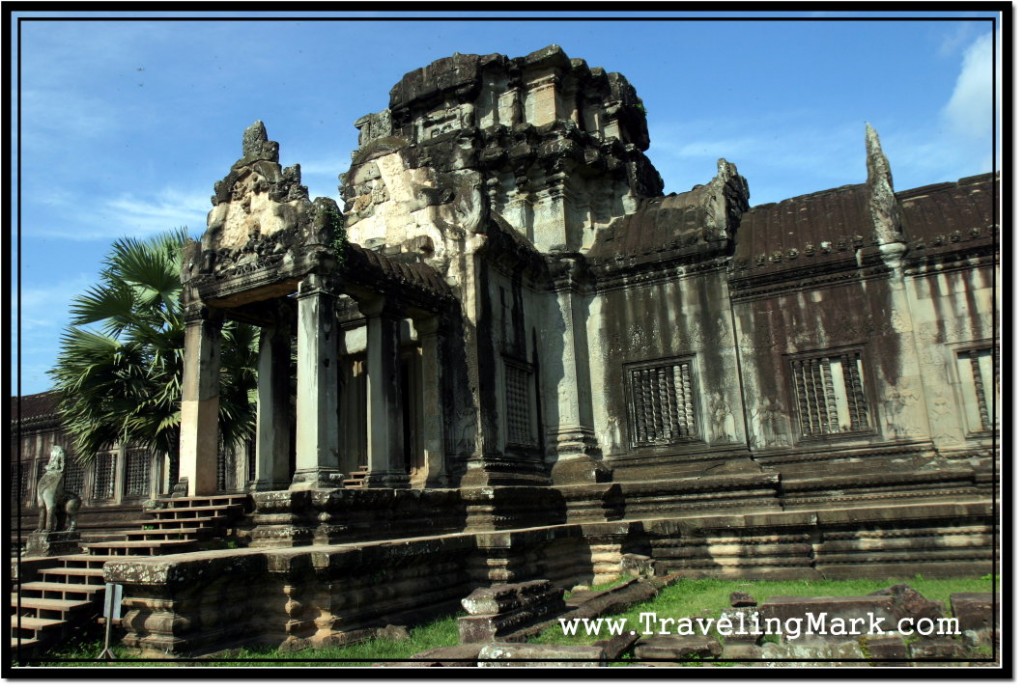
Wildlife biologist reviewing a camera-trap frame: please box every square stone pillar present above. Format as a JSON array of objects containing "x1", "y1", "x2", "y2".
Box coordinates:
[
  {"x1": 361, "y1": 297, "x2": 406, "y2": 487},
  {"x1": 252, "y1": 324, "x2": 293, "y2": 491},
  {"x1": 545, "y1": 257, "x2": 606, "y2": 484},
  {"x1": 179, "y1": 310, "x2": 222, "y2": 497},
  {"x1": 291, "y1": 275, "x2": 343, "y2": 490},
  {"x1": 416, "y1": 316, "x2": 446, "y2": 486}
]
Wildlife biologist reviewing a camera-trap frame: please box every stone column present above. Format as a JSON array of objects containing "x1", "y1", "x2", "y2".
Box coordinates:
[
  {"x1": 178, "y1": 309, "x2": 222, "y2": 497},
  {"x1": 252, "y1": 324, "x2": 293, "y2": 491},
  {"x1": 416, "y1": 316, "x2": 446, "y2": 486},
  {"x1": 361, "y1": 296, "x2": 406, "y2": 487},
  {"x1": 546, "y1": 256, "x2": 605, "y2": 484},
  {"x1": 291, "y1": 275, "x2": 343, "y2": 490}
]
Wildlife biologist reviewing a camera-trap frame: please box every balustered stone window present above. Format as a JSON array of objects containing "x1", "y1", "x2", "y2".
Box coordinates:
[
  {"x1": 63, "y1": 457, "x2": 86, "y2": 497},
  {"x1": 957, "y1": 347, "x2": 998, "y2": 434},
  {"x1": 123, "y1": 447, "x2": 151, "y2": 498},
  {"x1": 626, "y1": 358, "x2": 700, "y2": 446},
  {"x1": 504, "y1": 358, "x2": 536, "y2": 447},
  {"x1": 15, "y1": 462, "x2": 32, "y2": 503},
  {"x1": 790, "y1": 351, "x2": 871, "y2": 439},
  {"x1": 92, "y1": 450, "x2": 117, "y2": 500}
]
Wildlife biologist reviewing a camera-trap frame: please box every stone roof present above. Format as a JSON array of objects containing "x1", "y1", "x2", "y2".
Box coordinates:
[
  {"x1": 731, "y1": 172, "x2": 998, "y2": 276},
  {"x1": 587, "y1": 186, "x2": 712, "y2": 266},
  {"x1": 344, "y1": 243, "x2": 454, "y2": 306},
  {"x1": 12, "y1": 391, "x2": 60, "y2": 423},
  {"x1": 731, "y1": 183, "x2": 873, "y2": 276},
  {"x1": 587, "y1": 159, "x2": 749, "y2": 272},
  {"x1": 899, "y1": 173, "x2": 998, "y2": 257}
]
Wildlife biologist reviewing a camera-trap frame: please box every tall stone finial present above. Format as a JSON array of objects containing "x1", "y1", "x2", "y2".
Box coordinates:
[
  {"x1": 240, "y1": 120, "x2": 279, "y2": 163},
  {"x1": 243, "y1": 120, "x2": 268, "y2": 156},
  {"x1": 865, "y1": 123, "x2": 903, "y2": 247}
]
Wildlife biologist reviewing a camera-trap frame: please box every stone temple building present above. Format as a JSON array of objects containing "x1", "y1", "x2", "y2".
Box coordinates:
[
  {"x1": 178, "y1": 45, "x2": 997, "y2": 499},
  {"x1": 25, "y1": 47, "x2": 1000, "y2": 656}
]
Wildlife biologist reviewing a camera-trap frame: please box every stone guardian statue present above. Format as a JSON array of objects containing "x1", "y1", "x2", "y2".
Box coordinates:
[{"x1": 35, "y1": 445, "x2": 82, "y2": 532}]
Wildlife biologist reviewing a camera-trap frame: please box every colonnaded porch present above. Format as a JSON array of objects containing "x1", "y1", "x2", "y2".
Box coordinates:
[{"x1": 177, "y1": 242, "x2": 456, "y2": 497}]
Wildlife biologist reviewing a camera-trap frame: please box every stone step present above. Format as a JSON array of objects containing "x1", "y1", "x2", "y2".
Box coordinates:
[
  {"x1": 152, "y1": 494, "x2": 247, "y2": 509},
  {"x1": 121, "y1": 527, "x2": 211, "y2": 541},
  {"x1": 140, "y1": 518, "x2": 223, "y2": 531},
  {"x1": 11, "y1": 614, "x2": 65, "y2": 636},
  {"x1": 39, "y1": 567, "x2": 105, "y2": 586},
  {"x1": 143, "y1": 507, "x2": 235, "y2": 519},
  {"x1": 11, "y1": 637, "x2": 40, "y2": 651},
  {"x1": 86, "y1": 539, "x2": 200, "y2": 557},
  {"x1": 10, "y1": 597, "x2": 93, "y2": 621},
  {"x1": 58, "y1": 554, "x2": 116, "y2": 569},
  {"x1": 16, "y1": 582, "x2": 103, "y2": 600}
]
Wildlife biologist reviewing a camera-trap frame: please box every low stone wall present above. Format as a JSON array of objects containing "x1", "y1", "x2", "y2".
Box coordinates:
[
  {"x1": 107, "y1": 522, "x2": 634, "y2": 657},
  {"x1": 645, "y1": 499, "x2": 996, "y2": 580},
  {"x1": 248, "y1": 486, "x2": 570, "y2": 547},
  {"x1": 107, "y1": 493, "x2": 996, "y2": 657}
]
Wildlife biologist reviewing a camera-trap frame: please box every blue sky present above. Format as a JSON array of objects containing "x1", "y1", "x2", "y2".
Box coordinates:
[{"x1": 10, "y1": 10, "x2": 1001, "y2": 396}]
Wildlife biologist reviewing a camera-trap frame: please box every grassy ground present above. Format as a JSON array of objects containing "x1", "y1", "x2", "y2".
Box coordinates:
[
  {"x1": 37, "y1": 574, "x2": 995, "y2": 667},
  {"x1": 39, "y1": 615, "x2": 461, "y2": 667},
  {"x1": 531, "y1": 573, "x2": 997, "y2": 646}
]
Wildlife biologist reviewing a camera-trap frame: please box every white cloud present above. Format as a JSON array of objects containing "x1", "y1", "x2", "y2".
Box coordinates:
[
  {"x1": 938, "y1": 24, "x2": 976, "y2": 58},
  {"x1": 30, "y1": 187, "x2": 211, "y2": 241},
  {"x1": 13, "y1": 272, "x2": 97, "y2": 395},
  {"x1": 942, "y1": 33, "x2": 996, "y2": 141},
  {"x1": 649, "y1": 118, "x2": 866, "y2": 204}
]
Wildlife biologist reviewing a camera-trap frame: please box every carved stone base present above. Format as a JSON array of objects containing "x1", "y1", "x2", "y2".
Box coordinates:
[
  {"x1": 458, "y1": 457, "x2": 551, "y2": 488},
  {"x1": 362, "y1": 470, "x2": 409, "y2": 488},
  {"x1": 550, "y1": 455, "x2": 613, "y2": 485},
  {"x1": 289, "y1": 467, "x2": 344, "y2": 491},
  {"x1": 171, "y1": 476, "x2": 189, "y2": 498},
  {"x1": 248, "y1": 478, "x2": 292, "y2": 493},
  {"x1": 24, "y1": 530, "x2": 81, "y2": 557}
]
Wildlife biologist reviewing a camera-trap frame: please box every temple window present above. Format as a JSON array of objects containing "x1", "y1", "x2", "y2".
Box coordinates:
[
  {"x1": 123, "y1": 447, "x2": 151, "y2": 498},
  {"x1": 626, "y1": 358, "x2": 699, "y2": 446},
  {"x1": 790, "y1": 350, "x2": 871, "y2": 439},
  {"x1": 91, "y1": 449, "x2": 117, "y2": 500},
  {"x1": 504, "y1": 358, "x2": 536, "y2": 447},
  {"x1": 957, "y1": 347, "x2": 998, "y2": 434}
]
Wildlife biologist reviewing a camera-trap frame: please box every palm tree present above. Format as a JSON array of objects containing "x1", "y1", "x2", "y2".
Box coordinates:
[{"x1": 49, "y1": 229, "x2": 258, "y2": 490}]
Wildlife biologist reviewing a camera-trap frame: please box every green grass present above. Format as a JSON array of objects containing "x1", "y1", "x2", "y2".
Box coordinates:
[
  {"x1": 39, "y1": 616, "x2": 461, "y2": 667},
  {"x1": 531, "y1": 574, "x2": 998, "y2": 646}
]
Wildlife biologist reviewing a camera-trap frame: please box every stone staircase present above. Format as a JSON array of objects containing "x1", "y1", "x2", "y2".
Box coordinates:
[
  {"x1": 11, "y1": 494, "x2": 248, "y2": 661},
  {"x1": 343, "y1": 465, "x2": 369, "y2": 489}
]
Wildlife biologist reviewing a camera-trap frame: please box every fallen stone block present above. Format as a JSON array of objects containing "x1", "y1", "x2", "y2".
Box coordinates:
[
  {"x1": 459, "y1": 580, "x2": 566, "y2": 643},
  {"x1": 950, "y1": 592, "x2": 995, "y2": 632},
  {"x1": 568, "y1": 580, "x2": 658, "y2": 620},
  {"x1": 594, "y1": 631, "x2": 640, "y2": 660},
  {"x1": 721, "y1": 643, "x2": 762, "y2": 660},
  {"x1": 860, "y1": 635, "x2": 909, "y2": 666},
  {"x1": 461, "y1": 580, "x2": 559, "y2": 615},
  {"x1": 718, "y1": 608, "x2": 763, "y2": 644},
  {"x1": 621, "y1": 553, "x2": 655, "y2": 578},
  {"x1": 758, "y1": 595, "x2": 897, "y2": 641},
  {"x1": 634, "y1": 635, "x2": 722, "y2": 661},
  {"x1": 404, "y1": 643, "x2": 484, "y2": 667},
  {"x1": 730, "y1": 591, "x2": 757, "y2": 607},
  {"x1": 760, "y1": 640, "x2": 867, "y2": 666},
  {"x1": 477, "y1": 643, "x2": 606, "y2": 667},
  {"x1": 909, "y1": 639, "x2": 968, "y2": 662},
  {"x1": 870, "y1": 584, "x2": 943, "y2": 623}
]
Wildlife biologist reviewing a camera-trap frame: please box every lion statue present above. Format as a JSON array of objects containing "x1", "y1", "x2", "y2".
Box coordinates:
[{"x1": 36, "y1": 445, "x2": 82, "y2": 532}]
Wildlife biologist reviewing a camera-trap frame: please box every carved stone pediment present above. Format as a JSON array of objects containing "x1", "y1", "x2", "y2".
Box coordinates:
[{"x1": 193, "y1": 121, "x2": 343, "y2": 292}]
